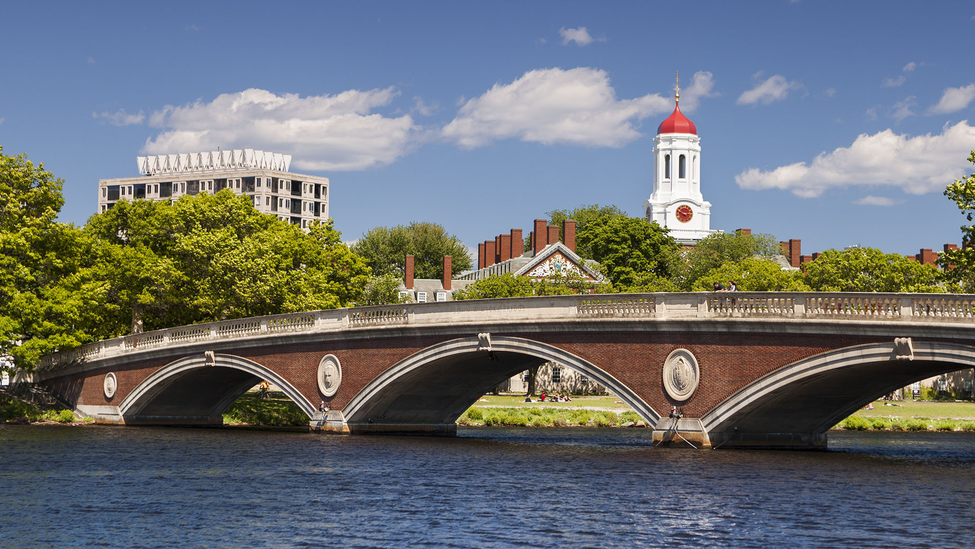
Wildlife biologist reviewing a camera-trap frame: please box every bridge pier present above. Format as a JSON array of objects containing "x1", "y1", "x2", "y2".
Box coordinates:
[{"x1": 651, "y1": 418, "x2": 711, "y2": 449}]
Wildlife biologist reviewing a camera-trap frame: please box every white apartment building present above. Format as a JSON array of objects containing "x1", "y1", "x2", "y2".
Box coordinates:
[{"x1": 97, "y1": 149, "x2": 329, "y2": 231}]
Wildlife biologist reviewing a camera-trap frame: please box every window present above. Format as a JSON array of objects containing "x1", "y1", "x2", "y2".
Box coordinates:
[
  {"x1": 102, "y1": 187, "x2": 106, "y2": 198},
  {"x1": 679, "y1": 155, "x2": 686, "y2": 178},
  {"x1": 552, "y1": 366, "x2": 562, "y2": 384},
  {"x1": 107, "y1": 185, "x2": 120, "y2": 200},
  {"x1": 266, "y1": 197, "x2": 270, "y2": 206},
  {"x1": 665, "y1": 154, "x2": 671, "y2": 179},
  {"x1": 256, "y1": 177, "x2": 262, "y2": 188},
  {"x1": 416, "y1": 292, "x2": 427, "y2": 303},
  {"x1": 101, "y1": 205, "x2": 106, "y2": 213},
  {"x1": 399, "y1": 291, "x2": 411, "y2": 301},
  {"x1": 436, "y1": 291, "x2": 447, "y2": 302}
]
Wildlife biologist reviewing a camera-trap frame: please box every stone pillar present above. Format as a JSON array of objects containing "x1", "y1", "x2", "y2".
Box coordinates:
[
  {"x1": 442, "y1": 256, "x2": 452, "y2": 291},
  {"x1": 533, "y1": 219, "x2": 547, "y2": 255},
  {"x1": 405, "y1": 255, "x2": 414, "y2": 290},
  {"x1": 562, "y1": 220, "x2": 576, "y2": 253}
]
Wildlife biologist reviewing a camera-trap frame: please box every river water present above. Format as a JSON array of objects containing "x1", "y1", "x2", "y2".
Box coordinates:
[{"x1": 1, "y1": 426, "x2": 973, "y2": 548}]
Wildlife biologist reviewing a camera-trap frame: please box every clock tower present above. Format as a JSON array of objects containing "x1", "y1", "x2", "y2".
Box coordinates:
[{"x1": 643, "y1": 73, "x2": 714, "y2": 244}]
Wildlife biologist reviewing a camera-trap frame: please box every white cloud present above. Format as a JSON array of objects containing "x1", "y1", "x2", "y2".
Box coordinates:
[
  {"x1": 928, "y1": 84, "x2": 975, "y2": 114},
  {"x1": 559, "y1": 27, "x2": 603, "y2": 46},
  {"x1": 142, "y1": 88, "x2": 420, "y2": 171},
  {"x1": 93, "y1": 109, "x2": 145, "y2": 126},
  {"x1": 854, "y1": 196, "x2": 903, "y2": 206},
  {"x1": 737, "y1": 75, "x2": 802, "y2": 105},
  {"x1": 882, "y1": 75, "x2": 906, "y2": 88},
  {"x1": 411, "y1": 96, "x2": 438, "y2": 116},
  {"x1": 736, "y1": 121, "x2": 975, "y2": 198},
  {"x1": 825, "y1": 87, "x2": 837, "y2": 98},
  {"x1": 889, "y1": 96, "x2": 916, "y2": 122},
  {"x1": 882, "y1": 61, "x2": 917, "y2": 88},
  {"x1": 678, "y1": 71, "x2": 719, "y2": 112},
  {"x1": 865, "y1": 107, "x2": 878, "y2": 121},
  {"x1": 442, "y1": 67, "x2": 672, "y2": 149}
]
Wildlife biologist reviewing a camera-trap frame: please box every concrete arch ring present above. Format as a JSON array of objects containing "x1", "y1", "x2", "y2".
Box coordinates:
[
  {"x1": 318, "y1": 354, "x2": 342, "y2": 397},
  {"x1": 663, "y1": 348, "x2": 699, "y2": 402}
]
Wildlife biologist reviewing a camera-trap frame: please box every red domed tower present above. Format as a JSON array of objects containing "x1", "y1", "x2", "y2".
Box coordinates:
[{"x1": 643, "y1": 72, "x2": 713, "y2": 244}]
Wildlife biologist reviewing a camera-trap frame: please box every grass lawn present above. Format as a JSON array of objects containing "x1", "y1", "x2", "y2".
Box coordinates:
[
  {"x1": 852, "y1": 400, "x2": 975, "y2": 420},
  {"x1": 475, "y1": 394, "x2": 633, "y2": 412}
]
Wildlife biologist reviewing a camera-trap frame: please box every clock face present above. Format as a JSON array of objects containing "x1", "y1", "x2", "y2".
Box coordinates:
[{"x1": 676, "y1": 204, "x2": 694, "y2": 223}]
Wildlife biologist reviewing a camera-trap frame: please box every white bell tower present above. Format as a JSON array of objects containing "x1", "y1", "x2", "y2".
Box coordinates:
[{"x1": 643, "y1": 73, "x2": 714, "y2": 244}]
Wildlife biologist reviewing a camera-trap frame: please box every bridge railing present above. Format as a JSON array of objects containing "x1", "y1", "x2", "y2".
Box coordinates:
[{"x1": 36, "y1": 292, "x2": 975, "y2": 373}]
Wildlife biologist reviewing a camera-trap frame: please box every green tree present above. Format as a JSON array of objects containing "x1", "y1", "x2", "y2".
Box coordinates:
[
  {"x1": 690, "y1": 257, "x2": 811, "y2": 291},
  {"x1": 354, "y1": 222, "x2": 472, "y2": 279},
  {"x1": 0, "y1": 147, "x2": 88, "y2": 369},
  {"x1": 680, "y1": 231, "x2": 780, "y2": 289},
  {"x1": 547, "y1": 204, "x2": 625, "y2": 259},
  {"x1": 360, "y1": 274, "x2": 410, "y2": 305},
  {"x1": 803, "y1": 247, "x2": 943, "y2": 293},
  {"x1": 939, "y1": 151, "x2": 975, "y2": 291},
  {"x1": 576, "y1": 215, "x2": 682, "y2": 288},
  {"x1": 452, "y1": 273, "x2": 611, "y2": 300}
]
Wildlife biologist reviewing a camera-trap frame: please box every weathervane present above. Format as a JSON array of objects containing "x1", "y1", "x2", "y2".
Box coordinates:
[{"x1": 674, "y1": 71, "x2": 681, "y2": 103}]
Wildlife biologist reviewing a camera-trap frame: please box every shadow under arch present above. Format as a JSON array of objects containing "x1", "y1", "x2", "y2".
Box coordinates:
[
  {"x1": 119, "y1": 353, "x2": 317, "y2": 425},
  {"x1": 342, "y1": 335, "x2": 660, "y2": 434},
  {"x1": 702, "y1": 341, "x2": 975, "y2": 449}
]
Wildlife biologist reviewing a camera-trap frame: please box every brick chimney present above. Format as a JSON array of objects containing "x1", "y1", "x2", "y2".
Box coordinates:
[
  {"x1": 405, "y1": 255, "x2": 415, "y2": 290},
  {"x1": 533, "y1": 219, "x2": 547, "y2": 255},
  {"x1": 736, "y1": 228, "x2": 751, "y2": 235},
  {"x1": 547, "y1": 225, "x2": 560, "y2": 248},
  {"x1": 787, "y1": 239, "x2": 802, "y2": 268},
  {"x1": 484, "y1": 240, "x2": 496, "y2": 267},
  {"x1": 494, "y1": 236, "x2": 502, "y2": 264},
  {"x1": 917, "y1": 249, "x2": 937, "y2": 265},
  {"x1": 562, "y1": 220, "x2": 576, "y2": 253},
  {"x1": 478, "y1": 243, "x2": 486, "y2": 270},
  {"x1": 442, "y1": 256, "x2": 452, "y2": 291},
  {"x1": 499, "y1": 234, "x2": 511, "y2": 262},
  {"x1": 510, "y1": 229, "x2": 523, "y2": 259}
]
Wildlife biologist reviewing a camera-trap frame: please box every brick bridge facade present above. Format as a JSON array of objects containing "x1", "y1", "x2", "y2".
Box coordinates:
[{"x1": 33, "y1": 292, "x2": 975, "y2": 449}]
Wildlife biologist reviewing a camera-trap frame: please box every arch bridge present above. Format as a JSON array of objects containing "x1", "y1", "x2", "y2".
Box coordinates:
[{"x1": 34, "y1": 292, "x2": 975, "y2": 450}]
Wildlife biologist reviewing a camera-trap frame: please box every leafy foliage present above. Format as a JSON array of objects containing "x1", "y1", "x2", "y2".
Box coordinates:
[
  {"x1": 453, "y1": 273, "x2": 610, "y2": 300},
  {"x1": 803, "y1": 247, "x2": 943, "y2": 293},
  {"x1": 939, "y1": 151, "x2": 975, "y2": 291},
  {"x1": 680, "y1": 231, "x2": 781, "y2": 289},
  {"x1": 361, "y1": 274, "x2": 410, "y2": 305},
  {"x1": 353, "y1": 222, "x2": 472, "y2": 279},
  {"x1": 547, "y1": 204, "x2": 625, "y2": 258},
  {"x1": 691, "y1": 257, "x2": 811, "y2": 291},
  {"x1": 577, "y1": 215, "x2": 682, "y2": 288},
  {"x1": 1, "y1": 148, "x2": 370, "y2": 370}
]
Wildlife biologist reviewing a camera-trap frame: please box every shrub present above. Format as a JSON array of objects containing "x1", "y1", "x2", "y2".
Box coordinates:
[
  {"x1": 869, "y1": 417, "x2": 892, "y2": 430},
  {"x1": 960, "y1": 421, "x2": 975, "y2": 432},
  {"x1": 552, "y1": 417, "x2": 568, "y2": 427},
  {"x1": 41, "y1": 409, "x2": 75, "y2": 423},
  {"x1": 888, "y1": 418, "x2": 906, "y2": 431},
  {"x1": 466, "y1": 407, "x2": 483, "y2": 421},
  {"x1": 841, "y1": 416, "x2": 870, "y2": 431},
  {"x1": 529, "y1": 415, "x2": 552, "y2": 427},
  {"x1": 593, "y1": 411, "x2": 617, "y2": 427},
  {"x1": 904, "y1": 418, "x2": 929, "y2": 431},
  {"x1": 934, "y1": 419, "x2": 956, "y2": 431},
  {"x1": 620, "y1": 411, "x2": 641, "y2": 424}
]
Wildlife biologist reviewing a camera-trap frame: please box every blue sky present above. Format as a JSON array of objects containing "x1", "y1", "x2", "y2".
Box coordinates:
[{"x1": 2, "y1": 1, "x2": 975, "y2": 259}]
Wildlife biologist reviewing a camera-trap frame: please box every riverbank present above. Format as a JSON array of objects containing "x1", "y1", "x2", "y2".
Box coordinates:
[{"x1": 0, "y1": 393, "x2": 81, "y2": 425}]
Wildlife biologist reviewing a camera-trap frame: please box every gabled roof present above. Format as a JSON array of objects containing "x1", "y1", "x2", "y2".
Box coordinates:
[{"x1": 513, "y1": 242, "x2": 606, "y2": 282}]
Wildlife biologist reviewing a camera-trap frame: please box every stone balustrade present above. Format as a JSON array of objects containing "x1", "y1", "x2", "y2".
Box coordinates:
[{"x1": 36, "y1": 292, "x2": 975, "y2": 373}]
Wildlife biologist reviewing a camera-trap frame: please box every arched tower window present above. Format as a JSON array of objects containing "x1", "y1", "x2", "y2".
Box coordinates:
[
  {"x1": 665, "y1": 154, "x2": 671, "y2": 179},
  {"x1": 679, "y1": 155, "x2": 686, "y2": 179}
]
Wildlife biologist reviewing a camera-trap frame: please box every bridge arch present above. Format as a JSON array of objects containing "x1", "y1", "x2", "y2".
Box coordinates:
[
  {"x1": 119, "y1": 353, "x2": 317, "y2": 425},
  {"x1": 702, "y1": 341, "x2": 975, "y2": 448},
  {"x1": 342, "y1": 335, "x2": 660, "y2": 434}
]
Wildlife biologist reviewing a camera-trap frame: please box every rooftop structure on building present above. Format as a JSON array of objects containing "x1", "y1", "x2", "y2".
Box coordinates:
[
  {"x1": 97, "y1": 149, "x2": 329, "y2": 232},
  {"x1": 644, "y1": 72, "x2": 716, "y2": 245}
]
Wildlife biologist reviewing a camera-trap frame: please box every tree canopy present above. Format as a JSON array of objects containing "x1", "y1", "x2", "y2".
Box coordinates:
[
  {"x1": 939, "y1": 151, "x2": 975, "y2": 291},
  {"x1": 1, "y1": 148, "x2": 370, "y2": 371},
  {"x1": 353, "y1": 222, "x2": 472, "y2": 279},
  {"x1": 803, "y1": 247, "x2": 943, "y2": 293},
  {"x1": 452, "y1": 273, "x2": 611, "y2": 300},
  {"x1": 547, "y1": 204, "x2": 625, "y2": 258},
  {"x1": 576, "y1": 215, "x2": 682, "y2": 289},
  {"x1": 680, "y1": 231, "x2": 781, "y2": 290}
]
